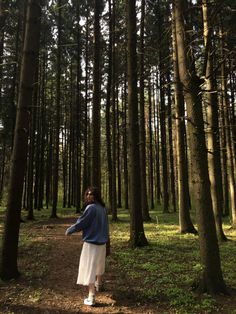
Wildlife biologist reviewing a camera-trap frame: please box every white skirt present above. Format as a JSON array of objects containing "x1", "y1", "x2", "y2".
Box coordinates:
[{"x1": 77, "y1": 242, "x2": 106, "y2": 286}]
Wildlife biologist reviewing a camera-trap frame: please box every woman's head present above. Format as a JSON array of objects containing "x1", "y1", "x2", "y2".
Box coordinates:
[{"x1": 84, "y1": 186, "x2": 105, "y2": 207}]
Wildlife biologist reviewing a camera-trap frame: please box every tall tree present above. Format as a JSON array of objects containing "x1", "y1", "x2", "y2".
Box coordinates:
[
  {"x1": 139, "y1": 0, "x2": 150, "y2": 221},
  {"x1": 0, "y1": 0, "x2": 9, "y2": 201},
  {"x1": 91, "y1": 0, "x2": 102, "y2": 189},
  {"x1": 51, "y1": 0, "x2": 62, "y2": 218},
  {"x1": 157, "y1": 0, "x2": 169, "y2": 213},
  {"x1": 219, "y1": 21, "x2": 236, "y2": 229},
  {"x1": 0, "y1": 0, "x2": 42, "y2": 280},
  {"x1": 111, "y1": 0, "x2": 117, "y2": 220},
  {"x1": 172, "y1": 6, "x2": 196, "y2": 234},
  {"x1": 105, "y1": 0, "x2": 113, "y2": 211},
  {"x1": 127, "y1": 0, "x2": 148, "y2": 247},
  {"x1": 174, "y1": 0, "x2": 227, "y2": 294},
  {"x1": 202, "y1": 0, "x2": 226, "y2": 240}
]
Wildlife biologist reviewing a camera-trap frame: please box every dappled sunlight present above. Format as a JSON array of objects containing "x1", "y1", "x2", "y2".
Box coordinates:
[{"x1": 1, "y1": 208, "x2": 236, "y2": 313}]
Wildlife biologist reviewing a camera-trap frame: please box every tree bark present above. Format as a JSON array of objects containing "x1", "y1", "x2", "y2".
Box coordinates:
[
  {"x1": 127, "y1": 0, "x2": 148, "y2": 247},
  {"x1": 139, "y1": 0, "x2": 150, "y2": 221},
  {"x1": 51, "y1": 0, "x2": 62, "y2": 218},
  {"x1": 219, "y1": 22, "x2": 236, "y2": 229},
  {"x1": 172, "y1": 6, "x2": 196, "y2": 234},
  {"x1": 174, "y1": 0, "x2": 227, "y2": 294},
  {"x1": 202, "y1": 0, "x2": 226, "y2": 241},
  {"x1": 91, "y1": 0, "x2": 102, "y2": 189},
  {"x1": 148, "y1": 81, "x2": 154, "y2": 209},
  {"x1": 0, "y1": 0, "x2": 42, "y2": 280},
  {"x1": 105, "y1": 0, "x2": 113, "y2": 211}
]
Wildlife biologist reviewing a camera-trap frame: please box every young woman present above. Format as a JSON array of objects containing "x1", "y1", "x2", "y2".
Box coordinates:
[{"x1": 65, "y1": 186, "x2": 109, "y2": 306}]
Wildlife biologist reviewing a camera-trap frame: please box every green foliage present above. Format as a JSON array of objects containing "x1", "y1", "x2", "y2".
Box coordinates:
[
  {"x1": 109, "y1": 209, "x2": 236, "y2": 314},
  {"x1": 0, "y1": 207, "x2": 236, "y2": 313}
]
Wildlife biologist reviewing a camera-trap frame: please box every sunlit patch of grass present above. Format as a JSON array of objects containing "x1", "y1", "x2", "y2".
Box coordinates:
[{"x1": 109, "y1": 209, "x2": 236, "y2": 314}]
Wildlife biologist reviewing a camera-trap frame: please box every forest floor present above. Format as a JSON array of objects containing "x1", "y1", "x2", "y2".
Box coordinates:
[{"x1": 0, "y1": 208, "x2": 236, "y2": 314}]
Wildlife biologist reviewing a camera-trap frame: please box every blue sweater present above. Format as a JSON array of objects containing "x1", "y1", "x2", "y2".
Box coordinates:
[{"x1": 66, "y1": 203, "x2": 109, "y2": 245}]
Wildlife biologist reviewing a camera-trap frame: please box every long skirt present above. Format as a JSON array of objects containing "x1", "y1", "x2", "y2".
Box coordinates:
[{"x1": 77, "y1": 242, "x2": 106, "y2": 286}]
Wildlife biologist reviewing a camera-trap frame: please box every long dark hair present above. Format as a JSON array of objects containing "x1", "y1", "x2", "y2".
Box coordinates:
[{"x1": 83, "y1": 186, "x2": 105, "y2": 207}]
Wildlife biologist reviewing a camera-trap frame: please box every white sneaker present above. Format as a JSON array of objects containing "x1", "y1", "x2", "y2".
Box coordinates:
[{"x1": 84, "y1": 295, "x2": 95, "y2": 306}]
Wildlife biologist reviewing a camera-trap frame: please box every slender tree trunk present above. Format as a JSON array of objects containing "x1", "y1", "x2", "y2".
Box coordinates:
[
  {"x1": 105, "y1": 0, "x2": 113, "y2": 211},
  {"x1": 148, "y1": 81, "x2": 154, "y2": 209},
  {"x1": 219, "y1": 95, "x2": 229, "y2": 216},
  {"x1": 116, "y1": 88, "x2": 122, "y2": 209},
  {"x1": 202, "y1": 0, "x2": 226, "y2": 240},
  {"x1": 219, "y1": 23, "x2": 236, "y2": 228},
  {"x1": 122, "y1": 72, "x2": 129, "y2": 209},
  {"x1": 75, "y1": 1, "x2": 82, "y2": 211},
  {"x1": 167, "y1": 73, "x2": 177, "y2": 212},
  {"x1": 0, "y1": 0, "x2": 8, "y2": 121},
  {"x1": 26, "y1": 66, "x2": 39, "y2": 220},
  {"x1": 127, "y1": 0, "x2": 148, "y2": 247},
  {"x1": 139, "y1": 0, "x2": 150, "y2": 220},
  {"x1": 154, "y1": 74, "x2": 161, "y2": 205},
  {"x1": 82, "y1": 7, "x2": 89, "y2": 195},
  {"x1": 46, "y1": 117, "x2": 53, "y2": 209},
  {"x1": 157, "y1": 1, "x2": 169, "y2": 213},
  {"x1": 0, "y1": 0, "x2": 8, "y2": 200},
  {"x1": 174, "y1": 0, "x2": 227, "y2": 294},
  {"x1": 0, "y1": 0, "x2": 42, "y2": 280},
  {"x1": 111, "y1": 1, "x2": 117, "y2": 220},
  {"x1": 51, "y1": 0, "x2": 62, "y2": 218},
  {"x1": 172, "y1": 8, "x2": 196, "y2": 234},
  {"x1": 91, "y1": 0, "x2": 102, "y2": 189}
]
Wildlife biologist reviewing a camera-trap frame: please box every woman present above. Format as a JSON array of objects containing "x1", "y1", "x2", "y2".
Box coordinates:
[{"x1": 65, "y1": 186, "x2": 109, "y2": 306}]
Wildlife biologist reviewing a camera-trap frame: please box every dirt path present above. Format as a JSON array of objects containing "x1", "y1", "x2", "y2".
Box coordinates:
[{"x1": 0, "y1": 217, "x2": 161, "y2": 314}]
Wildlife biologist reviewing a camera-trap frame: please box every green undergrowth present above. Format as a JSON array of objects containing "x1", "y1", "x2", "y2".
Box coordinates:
[
  {"x1": 108, "y1": 208, "x2": 236, "y2": 314},
  {"x1": 0, "y1": 206, "x2": 236, "y2": 313}
]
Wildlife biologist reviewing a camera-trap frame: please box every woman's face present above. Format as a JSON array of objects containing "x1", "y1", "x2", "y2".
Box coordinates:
[{"x1": 86, "y1": 191, "x2": 95, "y2": 202}]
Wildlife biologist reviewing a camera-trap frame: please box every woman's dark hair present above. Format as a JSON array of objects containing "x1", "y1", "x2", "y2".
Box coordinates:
[{"x1": 83, "y1": 186, "x2": 105, "y2": 207}]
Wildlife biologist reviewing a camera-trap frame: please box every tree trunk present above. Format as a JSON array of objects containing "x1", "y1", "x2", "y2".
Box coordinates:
[
  {"x1": 139, "y1": 0, "x2": 150, "y2": 221},
  {"x1": 174, "y1": 0, "x2": 227, "y2": 294},
  {"x1": 148, "y1": 81, "x2": 154, "y2": 209},
  {"x1": 167, "y1": 72, "x2": 177, "y2": 212},
  {"x1": 154, "y1": 75, "x2": 161, "y2": 205},
  {"x1": 122, "y1": 72, "x2": 129, "y2": 210},
  {"x1": 172, "y1": 6, "x2": 196, "y2": 234},
  {"x1": 127, "y1": 0, "x2": 148, "y2": 247},
  {"x1": 111, "y1": 1, "x2": 117, "y2": 220},
  {"x1": 105, "y1": 0, "x2": 113, "y2": 211},
  {"x1": 219, "y1": 22, "x2": 236, "y2": 229},
  {"x1": 51, "y1": 0, "x2": 62, "y2": 218},
  {"x1": 82, "y1": 7, "x2": 90, "y2": 195},
  {"x1": 26, "y1": 66, "x2": 39, "y2": 220},
  {"x1": 202, "y1": 0, "x2": 226, "y2": 241},
  {"x1": 0, "y1": 0, "x2": 42, "y2": 280},
  {"x1": 0, "y1": 0, "x2": 8, "y2": 202},
  {"x1": 91, "y1": 0, "x2": 102, "y2": 189},
  {"x1": 157, "y1": 1, "x2": 169, "y2": 213}
]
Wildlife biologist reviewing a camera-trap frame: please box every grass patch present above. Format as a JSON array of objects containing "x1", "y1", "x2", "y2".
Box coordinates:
[
  {"x1": 109, "y1": 209, "x2": 236, "y2": 314},
  {"x1": 0, "y1": 206, "x2": 236, "y2": 313}
]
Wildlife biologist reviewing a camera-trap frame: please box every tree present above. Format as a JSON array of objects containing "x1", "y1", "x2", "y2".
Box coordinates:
[
  {"x1": 0, "y1": 0, "x2": 42, "y2": 280},
  {"x1": 219, "y1": 20, "x2": 236, "y2": 229},
  {"x1": 172, "y1": 7, "x2": 196, "y2": 234},
  {"x1": 202, "y1": 0, "x2": 226, "y2": 240},
  {"x1": 91, "y1": 0, "x2": 102, "y2": 189},
  {"x1": 105, "y1": 0, "x2": 113, "y2": 212},
  {"x1": 139, "y1": 0, "x2": 150, "y2": 221},
  {"x1": 126, "y1": 0, "x2": 148, "y2": 247},
  {"x1": 51, "y1": 0, "x2": 62, "y2": 218},
  {"x1": 174, "y1": 0, "x2": 227, "y2": 294}
]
